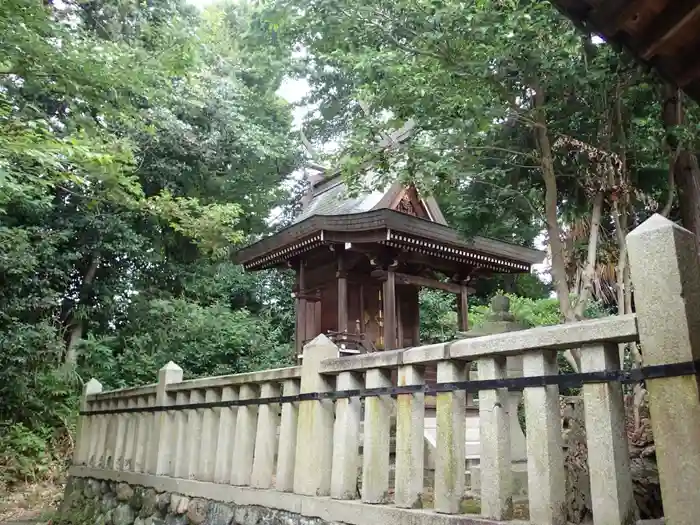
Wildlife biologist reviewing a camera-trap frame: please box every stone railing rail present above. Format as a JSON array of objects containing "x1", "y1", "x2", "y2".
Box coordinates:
[{"x1": 70, "y1": 215, "x2": 700, "y2": 525}]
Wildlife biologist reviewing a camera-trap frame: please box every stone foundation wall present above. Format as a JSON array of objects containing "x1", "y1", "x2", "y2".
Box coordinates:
[{"x1": 59, "y1": 478, "x2": 342, "y2": 525}]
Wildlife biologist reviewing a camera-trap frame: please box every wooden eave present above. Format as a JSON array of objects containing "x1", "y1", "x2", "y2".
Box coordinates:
[
  {"x1": 550, "y1": 0, "x2": 700, "y2": 102},
  {"x1": 233, "y1": 209, "x2": 544, "y2": 273}
]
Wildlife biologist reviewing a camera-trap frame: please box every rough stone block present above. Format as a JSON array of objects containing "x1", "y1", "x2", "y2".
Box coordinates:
[
  {"x1": 186, "y1": 498, "x2": 208, "y2": 525},
  {"x1": 102, "y1": 493, "x2": 119, "y2": 512},
  {"x1": 130, "y1": 487, "x2": 144, "y2": 511},
  {"x1": 204, "y1": 502, "x2": 234, "y2": 525},
  {"x1": 164, "y1": 514, "x2": 188, "y2": 525},
  {"x1": 169, "y1": 494, "x2": 190, "y2": 515},
  {"x1": 139, "y1": 489, "x2": 158, "y2": 518},
  {"x1": 156, "y1": 493, "x2": 171, "y2": 513},
  {"x1": 112, "y1": 504, "x2": 136, "y2": 525},
  {"x1": 117, "y1": 483, "x2": 135, "y2": 502}
]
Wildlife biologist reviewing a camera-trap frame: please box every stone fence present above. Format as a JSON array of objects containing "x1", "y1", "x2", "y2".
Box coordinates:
[{"x1": 67, "y1": 215, "x2": 700, "y2": 525}]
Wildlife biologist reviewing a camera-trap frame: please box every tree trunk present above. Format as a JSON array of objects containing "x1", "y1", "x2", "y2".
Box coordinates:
[
  {"x1": 532, "y1": 83, "x2": 581, "y2": 372},
  {"x1": 64, "y1": 253, "x2": 100, "y2": 364},
  {"x1": 532, "y1": 86, "x2": 573, "y2": 321},
  {"x1": 573, "y1": 190, "x2": 604, "y2": 320},
  {"x1": 662, "y1": 84, "x2": 700, "y2": 255}
]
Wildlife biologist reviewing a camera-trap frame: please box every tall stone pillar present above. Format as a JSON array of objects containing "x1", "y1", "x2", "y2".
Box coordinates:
[{"x1": 461, "y1": 295, "x2": 529, "y2": 500}]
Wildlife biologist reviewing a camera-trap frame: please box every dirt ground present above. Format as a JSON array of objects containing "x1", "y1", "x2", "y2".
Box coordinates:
[{"x1": 0, "y1": 481, "x2": 64, "y2": 525}]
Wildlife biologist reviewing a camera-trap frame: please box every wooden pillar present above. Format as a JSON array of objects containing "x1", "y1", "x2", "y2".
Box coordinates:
[
  {"x1": 337, "y1": 249, "x2": 348, "y2": 333},
  {"x1": 383, "y1": 266, "x2": 397, "y2": 350},
  {"x1": 295, "y1": 261, "x2": 307, "y2": 356},
  {"x1": 457, "y1": 282, "x2": 469, "y2": 332}
]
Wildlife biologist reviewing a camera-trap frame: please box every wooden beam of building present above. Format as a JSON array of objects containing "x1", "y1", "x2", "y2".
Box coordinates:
[
  {"x1": 677, "y1": 53, "x2": 700, "y2": 86},
  {"x1": 605, "y1": 0, "x2": 659, "y2": 35},
  {"x1": 589, "y1": 0, "x2": 633, "y2": 35},
  {"x1": 641, "y1": 1, "x2": 700, "y2": 60},
  {"x1": 370, "y1": 270, "x2": 475, "y2": 295}
]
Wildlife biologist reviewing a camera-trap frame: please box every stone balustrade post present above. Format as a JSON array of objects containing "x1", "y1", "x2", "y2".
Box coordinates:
[
  {"x1": 331, "y1": 371, "x2": 363, "y2": 500},
  {"x1": 87, "y1": 399, "x2": 105, "y2": 468},
  {"x1": 150, "y1": 361, "x2": 183, "y2": 475},
  {"x1": 198, "y1": 388, "x2": 221, "y2": 481},
  {"x1": 132, "y1": 396, "x2": 149, "y2": 472},
  {"x1": 251, "y1": 382, "x2": 281, "y2": 489},
  {"x1": 276, "y1": 379, "x2": 300, "y2": 492},
  {"x1": 112, "y1": 398, "x2": 128, "y2": 470},
  {"x1": 186, "y1": 389, "x2": 205, "y2": 479},
  {"x1": 123, "y1": 397, "x2": 137, "y2": 471},
  {"x1": 580, "y1": 342, "x2": 636, "y2": 525},
  {"x1": 74, "y1": 378, "x2": 102, "y2": 465},
  {"x1": 394, "y1": 365, "x2": 425, "y2": 509},
  {"x1": 627, "y1": 214, "x2": 700, "y2": 525},
  {"x1": 231, "y1": 384, "x2": 258, "y2": 485},
  {"x1": 293, "y1": 335, "x2": 337, "y2": 496},
  {"x1": 434, "y1": 360, "x2": 467, "y2": 514},
  {"x1": 104, "y1": 400, "x2": 118, "y2": 469},
  {"x1": 361, "y1": 369, "x2": 393, "y2": 504},
  {"x1": 172, "y1": 391, "x2": 190, "y2": 478},
  {"x1": 214, "y1": 386, "x2": 238, "y2": 484},
  {"x1": 478, "y1": 356, "x2": 513, "y2": 520},
  {"x1": 523, "y1": 350, "x2": 565, "y2": 525}
]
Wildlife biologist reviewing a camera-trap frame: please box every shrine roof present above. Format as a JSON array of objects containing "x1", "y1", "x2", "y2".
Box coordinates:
[
  {"x1": 233, "y1": 208, "x2": 544, "y2": 273},
  {"x1": 234, "y1": 118, "x2": 543, "y2": 274},
  {"x1": 550, "y1": 0, "x2": 700, "y2": 102},
  {"x1": 292, "y1": 170, "x2": 447, "y2": 226},
  {"x1": 293, "y1": 175, "x2": 385, "y2": 224}
]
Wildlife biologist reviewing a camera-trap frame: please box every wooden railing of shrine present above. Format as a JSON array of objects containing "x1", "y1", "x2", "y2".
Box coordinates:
[{"x1": 68, "y1": 215, "x2": 700, "y2": 525}]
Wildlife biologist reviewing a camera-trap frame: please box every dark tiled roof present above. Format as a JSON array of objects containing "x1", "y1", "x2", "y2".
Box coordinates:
[
  {"x1": 293, "y1": 176, "x2": 385, "y2": 224},
  {"x1": 234, "y1": 209, "x2": 544, "y2": 270}
]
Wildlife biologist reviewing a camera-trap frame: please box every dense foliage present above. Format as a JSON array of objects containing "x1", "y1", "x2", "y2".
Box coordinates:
[
  {"x1": 0, "y1": 0, "x2": 298, "y2": 487},
  {"x1": 1, "y1": 0, "x2": 697, "y2": 492}
]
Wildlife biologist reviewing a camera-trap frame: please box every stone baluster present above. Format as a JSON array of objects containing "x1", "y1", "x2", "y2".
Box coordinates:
[
  {"x1": 331, "y1": 371, "x2": 363, "y2": 500},
  {"x1": 434, "y1": 361, "x2": 467, "y2": 514},
  {"x1": 478, "y1": 356, "x2": 512, "y2": 520},
  {"x1": 394, "y1": 365, "x2": 425, "y2": 509},
  {"x1": 627, "y1": 214, "x2": 700, "y2": 525},
  {"x1": 132, "y1": 395, "x2": 149, "y2": 473},
  {"x1": 214, "y1": 386, "x2": 238, "y2": 484},
  {"x1": 293, "y1": 335, "x2": 337, "y2": 496},
  {"x1": 580, "y1": 342, "x2": 636, "y2": 525},
  {"x1": 251, "y1": 382, "x2": 281, "y2": 488},
  {"x1": 103, "y1": 399, "x2": 119, "y2": 468},
  {"x1": 122, "y1": 396, "x2": 137, "y2": 471},
  {"x1": 361, "y1": 369, "x2": 393, "y2": 504},
  {"x1": 74, "y1": 378, "x2": 102, "y2": 466},
  {"x1": 523, "y1": 350, "x2": 565, "y2": 525},
  {"x1": 172, "y1": 391, "x2": 190, "y2": 478},
  {"x1": 87, "y1": 399, "x2": 105, "y2": 467},
  {"x1": 186, "y1": 388, "x2": 205, "y2": 479},
  {"x1": 276, "y1": 379, "x2": 300, "y2": 492},
  {"x1": 198, "y1": 388, "x2": 221, "y2": 481},
  {"x1": 231, "y1": 384, "x2": 259, "y2": 486},
  {"x1": 112, "y1": 398, "x2": 129, "y2": 470},
  {"x1": 150, "y1": 362, "x2": 183, "y2": 475}
]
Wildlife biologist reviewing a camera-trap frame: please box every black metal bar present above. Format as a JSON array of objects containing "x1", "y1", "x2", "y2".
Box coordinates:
[{"x1": 80, "y1": 359, "x2": 700, "y2": 416}]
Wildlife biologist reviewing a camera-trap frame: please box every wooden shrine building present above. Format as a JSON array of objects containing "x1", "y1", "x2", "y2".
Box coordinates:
[
  {"x1": 234, "y1": 170, "x2": 543, "y2": 366},
  {"x1": 550, "y1": 0, "x2": 700, "y2": 102}
]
